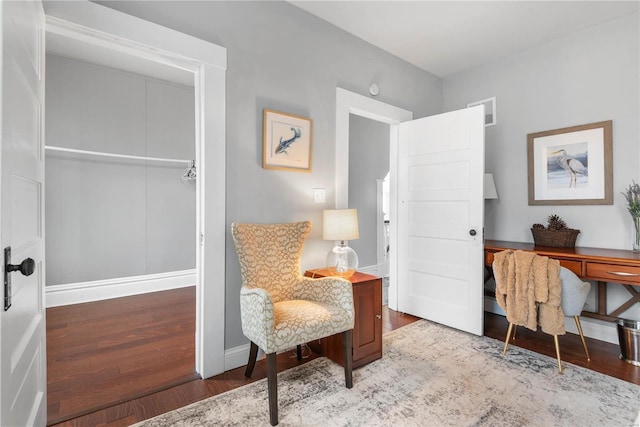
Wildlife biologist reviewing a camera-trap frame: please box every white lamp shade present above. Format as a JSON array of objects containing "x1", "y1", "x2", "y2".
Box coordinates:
[
  {"x1": 323, "y1": 209, "x2": 359, "y2": 241},
  {"x1": 484, "y1": 173, "x2": 498, "y2": 200}
]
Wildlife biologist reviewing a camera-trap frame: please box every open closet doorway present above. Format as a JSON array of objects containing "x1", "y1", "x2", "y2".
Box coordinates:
[
  {"x1": 42, "y1": 1, "x2": 226, "y2": 421},
  {"x1": 348, "y1": 115, "x2": 390, "y2": 301},
  {"x1": 335, "y1": 88, "x2": 412, "y2": 311},
  {"x1": 44, "y1": 30, "x2": 199, "y2": 423},
  {"x1": 45, "y1": 36, "x2": 198, "y2": 302}
]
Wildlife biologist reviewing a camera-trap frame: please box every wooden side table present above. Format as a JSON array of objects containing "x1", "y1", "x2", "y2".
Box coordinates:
[{"x1": 304, "y1": 269, "x2": 383, "y2": 368}]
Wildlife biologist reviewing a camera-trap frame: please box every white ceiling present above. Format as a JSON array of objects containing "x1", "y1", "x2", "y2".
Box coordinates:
[{"x1": 289, "y1": 1, "x2": 639, "y2": 78}]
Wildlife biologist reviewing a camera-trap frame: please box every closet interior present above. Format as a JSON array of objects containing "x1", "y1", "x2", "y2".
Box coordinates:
[
  {"x1": 44, "y1": 31, "x2": 199, "y2": 423},
  {"x1": 45, "y1": 33, "x2": 197, "y2": 296}
]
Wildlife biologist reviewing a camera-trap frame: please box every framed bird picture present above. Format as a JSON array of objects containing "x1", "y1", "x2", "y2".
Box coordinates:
[
  {"x1": 263, "y1": 109, "x2": 312, "y2": 172},
  {"x1": 527, "y1": 120, "x2": 613, "y2": 205}
]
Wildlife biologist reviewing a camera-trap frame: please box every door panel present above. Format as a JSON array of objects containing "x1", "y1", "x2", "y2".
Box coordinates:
[
  {"x1": 1, "y1": 1, "x2": 46, "y2": 425},
  {"x1": 396, "y1": 107, "x2": 484, "y2": 336}
]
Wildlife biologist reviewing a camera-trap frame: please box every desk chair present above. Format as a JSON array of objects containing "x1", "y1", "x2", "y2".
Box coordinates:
[
  {"x1": 502, "y1": 266, "x2": 591, "y2": 373},
  {"x1": 231, "y1": 221, "x2": 355, "y2": 426}
]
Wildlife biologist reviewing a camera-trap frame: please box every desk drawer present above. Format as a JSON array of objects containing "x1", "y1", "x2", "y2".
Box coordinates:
[
  {"x1": 485, "y1": 250, "x2": 582, "y2": 277},
  {"x1": 558, "y1": 260, "x2": 582, "y2": 277},
  {"x1": 586, "y1": 262, "x2": 640, "y2": 284},
  {"x1": 485, "y1": 251, "x2": 496, "y2": 266}
]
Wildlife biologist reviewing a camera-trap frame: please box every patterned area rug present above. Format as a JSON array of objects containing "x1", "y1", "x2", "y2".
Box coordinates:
[{"x1": 135, "y1": 320, "x2": 640, "y2": 426}]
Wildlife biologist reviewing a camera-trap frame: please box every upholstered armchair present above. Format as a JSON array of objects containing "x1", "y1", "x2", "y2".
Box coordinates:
[{"x1": 231, "y1": 221, "x2": 355, "y2": 426}]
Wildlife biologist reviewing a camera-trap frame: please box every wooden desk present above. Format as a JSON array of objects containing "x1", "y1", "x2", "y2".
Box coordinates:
[
  {"x1": 484, "y1": 240, "x2": 640, "y2": 322},
  {"x1": 304, "y1": 269, "x2": 382, "y2": 368}
]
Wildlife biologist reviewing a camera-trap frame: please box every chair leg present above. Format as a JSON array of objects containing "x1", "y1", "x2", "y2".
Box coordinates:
[
  {"x1": 502, "y1": 322, "x2": 514, "y2": 355},
  {"x1": 574, "y1": 315, "x2": 591, "y2": 362},
  {"x1": 553, "y1": 335, "x2": 563, "y2": 374},
  {"x1": 245, "y1": 341, "x2": 259, "y2": 377},
  {"x1": 266, "y1": 352, "x2": 278, "y2": 426},
  {"x1": 296, "y1": 344, "x2": 302, "y2": 361},
  {"x1": 342, "y1": 329, "x2": 353, "y2": 389}
]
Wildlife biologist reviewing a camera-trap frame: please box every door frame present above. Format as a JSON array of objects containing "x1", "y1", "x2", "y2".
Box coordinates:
[
  {"x1": 335, "y1": 88, "x2": 412, "y2": 310},
  {"x1": 44, "y1": 2, "x2": 227, "y2": 378}
]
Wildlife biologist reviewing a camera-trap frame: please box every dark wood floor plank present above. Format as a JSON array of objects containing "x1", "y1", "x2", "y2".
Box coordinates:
[
  {"x1": 49, "y1": 289, "x2": 639, "y2": 427},
  {"x1": 47, "y1": 287, "x2": 197, "y2": 425}
]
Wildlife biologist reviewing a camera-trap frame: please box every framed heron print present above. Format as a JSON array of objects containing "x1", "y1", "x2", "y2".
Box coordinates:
[
  {"x1": 263, "y1": 109, "x2": 312, "y2": 172},
  {"x1": 527, "y1": 120, "x2": 612, "y2": 205}
]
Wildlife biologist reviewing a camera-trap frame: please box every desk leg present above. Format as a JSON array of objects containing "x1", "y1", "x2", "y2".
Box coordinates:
[
  {"x1": 597, "y1": 281, "x2": 607, "y2": 317},
  {"x1": 609, "y1": 285, "x2": 640, "y2": 318}
]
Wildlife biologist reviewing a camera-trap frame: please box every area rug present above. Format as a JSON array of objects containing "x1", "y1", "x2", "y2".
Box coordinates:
[{"x1": 135, "y1": 320, "x2": 640, "y2": 426}]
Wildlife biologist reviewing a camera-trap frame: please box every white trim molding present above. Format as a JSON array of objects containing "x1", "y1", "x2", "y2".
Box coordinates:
[
  {"x1": 225, "y1": 344, "x2": 251, "y2": 372},
  {"x1": 46, "y1": 270, "x2": 196, "y2": 308}
]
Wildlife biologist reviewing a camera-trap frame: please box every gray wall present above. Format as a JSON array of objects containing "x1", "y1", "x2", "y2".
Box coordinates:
[
  {"x1": 442, "y1": 12, "x2": 640, "y2": 320},
  {"x1": 45, "y1": 54, "x2": 196, "y2": 285},
  {"x1": 95, "y1": 1, "x2": 442, "y2": 349},
  {"x1": 348, "y1": 115, "x2": 390, "y2": 268}
]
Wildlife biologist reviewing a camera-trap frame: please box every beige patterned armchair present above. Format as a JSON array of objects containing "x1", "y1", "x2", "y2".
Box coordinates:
[{"x1": 231, "y1": 221, "x2": 355, "y2": 426}]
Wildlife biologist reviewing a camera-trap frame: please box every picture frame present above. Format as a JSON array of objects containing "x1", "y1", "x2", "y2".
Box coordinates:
[
  {"x1": 467, "y1": 97, "x2": 496, "y2": 127},
  {"x1": 262, "y1": 109, "x2": 312, "y2": 172},
  {"x1": 527, "y1": 120, "x2": 612, "y2": 205}
]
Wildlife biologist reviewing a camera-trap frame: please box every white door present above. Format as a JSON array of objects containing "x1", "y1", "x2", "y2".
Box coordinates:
[
  {"x1": 396, "y1": 106, "x2": 484, "y2": 335},
  {"x1": 1, "y1": 1, "x2": 46, "y2": 425}
]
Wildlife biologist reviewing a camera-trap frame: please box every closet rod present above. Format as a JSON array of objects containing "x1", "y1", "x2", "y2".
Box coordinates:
[{"x1": 45, "y1": 145, "x2": 192, "y2": 165}]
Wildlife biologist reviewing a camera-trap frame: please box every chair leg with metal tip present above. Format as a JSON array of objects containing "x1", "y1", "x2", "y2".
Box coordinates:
[
  {"x1": 574, "y1": 316, "x2": 591, "y2": 362},
  {"x1": 503, "y1": 322, "x2": 514, "y2": 355},
  {"x1": 553, "y1": 335, "x2": 563, "y2": 374}
]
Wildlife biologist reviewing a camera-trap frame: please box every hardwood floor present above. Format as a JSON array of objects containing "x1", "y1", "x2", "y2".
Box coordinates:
[
  {"x1": 48, "y1": 289, "x2": 638, "y2": 427},
  {"x1": 46, "y1": 287, "x2": 199, "y2": 426}
]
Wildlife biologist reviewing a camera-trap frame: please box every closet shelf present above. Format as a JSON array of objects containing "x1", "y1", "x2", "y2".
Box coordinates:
[{"x1": 45, "y1": 145, "x2": 193, "y2": 165}]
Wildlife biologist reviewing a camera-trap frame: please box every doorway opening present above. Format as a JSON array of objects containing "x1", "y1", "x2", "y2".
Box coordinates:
[
  {"x1": 335, "y1": 88, "x2": 412, "y2": 310},
  {"x1": 44, "y1": 36, "x2": 197, "y2": 303},
  {"x1": 42, "y1": 2, "x2": 226, "y2": 422},
  {"x1": 348, "y1": 114, "x2": 390, "y2": 300},
  {"x1": 44, "y1": 30, "x2": 198, "y2": 424}
]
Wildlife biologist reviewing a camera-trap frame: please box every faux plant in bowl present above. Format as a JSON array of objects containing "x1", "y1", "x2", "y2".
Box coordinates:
[{"x1": 531, "y1": 215, "x2": 580, "y2": 248}]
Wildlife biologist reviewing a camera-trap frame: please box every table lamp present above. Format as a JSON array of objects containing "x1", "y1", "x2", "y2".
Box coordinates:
[{"x1": 323, "y1": 209, "x2": 359, "y2": 277}]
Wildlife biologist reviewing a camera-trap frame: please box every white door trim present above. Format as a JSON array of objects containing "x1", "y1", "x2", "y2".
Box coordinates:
[
  {"x1": 44, "y1": 1, "x2": 227, "y2": 378},
  {"x1": 335, "y1": 88, "x2": 412, "y2": 310}
]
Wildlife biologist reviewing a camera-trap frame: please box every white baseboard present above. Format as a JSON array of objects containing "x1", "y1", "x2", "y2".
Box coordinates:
[
  {"x1": 46, "y1": 269, "x2": 196, "y2": 307},
  {"x1": 483, "y1": 296, "x2": 618, "y2": 345},
  {"x1": 358, "y1": 264, "x2": 381, "y2": 276},
  {"x1": 565, "y1": 316, "x2": 618, "y2": 345},
  {"x1": 225, "y1": 343, "x2": 250, "y2": 371}
]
